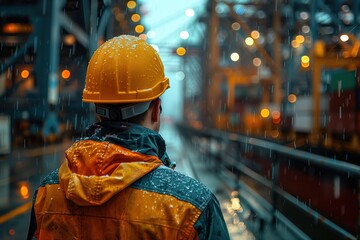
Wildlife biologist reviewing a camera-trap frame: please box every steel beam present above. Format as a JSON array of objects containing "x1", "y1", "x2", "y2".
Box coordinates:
[
  {"x1": 59, "y1": 13, "x2": 89, "y2": 48},
  {"x1": 0, "y1": 34, "x2": 35, "y2": 73}
]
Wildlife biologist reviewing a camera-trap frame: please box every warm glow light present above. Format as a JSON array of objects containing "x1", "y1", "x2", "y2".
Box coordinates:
[
  {"x1": 260, "y1": 108, "x2": 270, "y2": 118},
  {"x1": 272, "y1": 111, "x2": 281, "y2": 124},
  {"x1": 4, "y1": 23, "x2": 18, "y2": 33},
  {"x1": 230, "y1": 52, "x2": 240, "y2": 62},
  {"x1": 3, "y1": 23, "x2": 32, "y2": 33},
  {"x1": 295, "y1": 35, "x2": 305, "y2": 44},
  {"x1": 135, "y1": 24, "x2": 144, "y2": 33},
  {"x1": 301, "y1": 61, "x2": 310, "y2": 68},
  {"x1": 301, "y1": 56, "x2": 310, "y2": 68},
  {"x1": 139, "y1": 33, "x2": 147, "y2": 40},
  {"x1": 253, "y1": 57, "x2": 261, "y2": 67},
  {"x1": 273, "y1": 118, "x2": 281, "y2": 124},
  {"x1": 131, "y1": 14, "x2": 141, "y2": 22},
  {"x1": 231, "y1": 22, "x2": 241, "y2": 31},
  {"x1": 245, "y1": 37, "x2": 254, "y2": 46},
  {"x1": 176, "y1": 47, "x2": 186, "y2": 56},
  {"x1": 288, "y1": 94, "x2": 297, "y2": 103},
  {"x1": 127, "y1": 1, "x2": 136, "y2": 9},
  {"x1": 291, "y1": 40, "x2": 300, "y2": 48},
  {"x1": 21, "y1": 70, "x2": 30, "y2": 78},
  {"x1": 301, "y1": 55, "x2": 310, "y2": 63},
  {"x1": 61, "y1": 69, "x2": 71, "y2": 79},
  {"x1": 251, "y1": 30, "x2": 260, "y2": 39},
  {"x1": 63, "y1": 34, "x2": 76, "y2": 45},
  {"x1": 340, "y1": 34, "x2": 349, "y2": 42},
  {"x1": 19, "y1": 183, "x2": 29, "y2": 199}
]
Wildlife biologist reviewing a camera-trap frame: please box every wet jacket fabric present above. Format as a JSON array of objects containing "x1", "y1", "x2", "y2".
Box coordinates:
[{"x1": 28, "y1": 122, "x2": 230, "y2": 240}]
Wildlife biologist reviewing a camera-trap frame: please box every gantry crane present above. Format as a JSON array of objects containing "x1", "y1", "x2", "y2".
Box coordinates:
[
  {"x1": 0, "y1": 0, "x2": 150, "y2": 144},
  {"x1": 182, "y1": 0, "x2": 360, "y2": 151}
]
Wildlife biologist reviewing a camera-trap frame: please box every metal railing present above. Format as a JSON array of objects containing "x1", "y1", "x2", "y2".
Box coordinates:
[{"x1": 179, "y1": 124, "x2": 360, "y2": 240}]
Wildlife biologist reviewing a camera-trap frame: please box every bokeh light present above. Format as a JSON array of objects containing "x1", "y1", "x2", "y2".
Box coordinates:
[
  {"x1": 340, "y1": 34, "x2": 349, "y2": 42},
  {"x1": 185, "y1": 8, "x2": 195, "y2": 17},
  {"x1": 231, "y1": 22, "x2": 241, "y2": 31},
  {"x1": 230, "y1": 52, "x2": 240, "y2": 62},
  {"x1": 21, "y1": 70, "x2": 30, "y2": 79},
  {"x1": 272, "y1": 110, "x2": 281, "y2": 124},
  {"x1": 63, "y1": 34, "x2": 76, "y2": 45},
  {"x1": 131, "y1": 14, "x2": 141, "y2": 22},
  {"x1": 295, "y1": 35, "x2": 305, "y2": 44},
  {"x1": 147, "y1": 30, "x2": 156, "y2": 39},
  {"x1": 260, "y1": 108, "x2": 270, "y2": 118},
  {"x1": 19, "y1": 183, "x2": 29, "y2": 199},
  {"x1": 139, "y1": 33, "x2": 147, "y2": 40},
  {"x1": 127, "y1": 1, "x2": 136, "y2": 9},
  {"x1": 175, "y1": 71, "x2": 185, "y2": 80},
  {"x1": 61, "y1": 69, "x2": 71, "y2": 79},
  {"x1": 253, "y1": 57, "x2": 262, "y2": 67},
  {"x1": 301, "y1": 55, "x2": 310, "y2": 63},
  {"x1": 291, "y1": 40, "x2": 300, "y2": 48},
  {"x1": 245, "y1": 37, "x2": 254, "y2": 46},
  {"x1": 288, "y1": 94, "x2": 297, "y2": 103},
  {"x1": 135, "y1": 24, "x2": 144, "y2": 33},
  {"x1": 251, "y1": 30, "x2": 260, "y2": 39},
  {"x1": 180, "y1": 31, "x2": 189, "y2": 40},
  {"x1": 176, "y1": 47, "x2": 186, "y2": 56}
]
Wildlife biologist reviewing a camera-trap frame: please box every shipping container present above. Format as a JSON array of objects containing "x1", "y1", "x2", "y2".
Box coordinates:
[
  {"x1": 329, "y1": 90, "x2": 356, "y2": 113},
  {"x1": 328, "y1": 110, "x2": 356, "y2": 134},
  {"x1": 329, "y1": 70, "x2": 356, "y2": 92}
]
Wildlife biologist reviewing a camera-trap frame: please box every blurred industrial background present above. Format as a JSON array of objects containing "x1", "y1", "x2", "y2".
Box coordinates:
[{"x1": 1, "y1": 0, "x2": 360, "y2": 239}]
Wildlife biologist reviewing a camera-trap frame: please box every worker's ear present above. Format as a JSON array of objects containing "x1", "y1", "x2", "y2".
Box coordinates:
[
  {"x1": 151, "y1": 98, "x2": 161, "y2": 122},
  {"x1": 151, "y1": 98, "x2": 161, "y2": 123}
]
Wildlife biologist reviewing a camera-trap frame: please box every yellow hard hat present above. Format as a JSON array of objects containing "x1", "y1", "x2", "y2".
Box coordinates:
[{"x1": 82, "y1": 35, "x2": 170, "y2": 103}]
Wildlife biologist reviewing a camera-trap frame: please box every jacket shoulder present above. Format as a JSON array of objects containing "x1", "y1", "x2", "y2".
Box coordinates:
[
  {"x1": 40, "y1": 169, "x2": 59, "y2": 187},
  {"x1": 132, "y1": 166, "x2": 212, "y2": 211}
]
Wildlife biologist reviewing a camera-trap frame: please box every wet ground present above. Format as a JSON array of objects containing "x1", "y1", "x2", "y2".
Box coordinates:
[
  {"x1": 0, "y1": 122, "x2": 299, "y2": 239},
  {"x1": 161, "y1": 122, "x2": 299, "y2": 240}
]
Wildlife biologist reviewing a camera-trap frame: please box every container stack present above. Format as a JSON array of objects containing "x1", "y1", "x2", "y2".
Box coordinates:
[{"x1": 328, "y1": 70, "x2": 357, "y2": 136}]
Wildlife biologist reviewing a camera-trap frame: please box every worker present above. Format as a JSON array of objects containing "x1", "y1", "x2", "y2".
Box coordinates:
[{"x1": 27, "y1": 35, "x2": 230, "y2": 239}]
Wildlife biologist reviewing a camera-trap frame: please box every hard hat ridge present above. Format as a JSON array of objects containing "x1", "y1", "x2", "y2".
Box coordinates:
[{"x1": 82, "y1": 35, "x2": 170, "y2": 103}]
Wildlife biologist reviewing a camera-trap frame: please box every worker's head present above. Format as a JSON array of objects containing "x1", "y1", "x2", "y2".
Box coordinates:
[{"x1": 82, "y1": 35, "x2": 170, "y2": 131}]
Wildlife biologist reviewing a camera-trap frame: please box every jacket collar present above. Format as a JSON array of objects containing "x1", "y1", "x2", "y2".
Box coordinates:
[{"x1": 84, "y1": 121, "x2": 172, "y2": 167}]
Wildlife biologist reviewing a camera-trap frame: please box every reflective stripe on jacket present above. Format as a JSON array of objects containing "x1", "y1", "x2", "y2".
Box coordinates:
[{"x1": 28, "y1": 122, "x2": 230, "y2": 239}]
